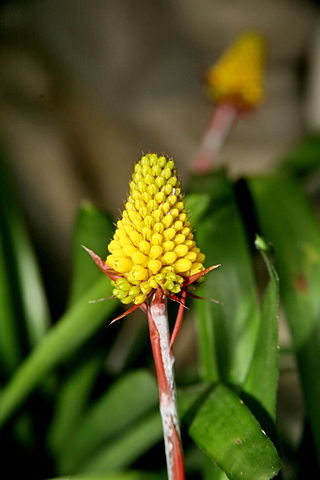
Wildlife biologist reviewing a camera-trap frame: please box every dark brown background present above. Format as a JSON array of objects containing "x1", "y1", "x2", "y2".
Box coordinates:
[
  {"x1": 1, "y1": 0, "x2": 317, "y2": 453},
  {"x1": 1, "y1": 0, "x2": 319, "y2": 261}
]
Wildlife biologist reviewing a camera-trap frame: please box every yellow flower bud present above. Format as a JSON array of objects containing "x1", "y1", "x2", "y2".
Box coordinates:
[
  {"x1": 174, "y1": 244, "x2": 189, "y2": 258},
  {"x1": 175, "y1": 258, "x2": 192, "y2": 273},
  {"x1": 205, "y1": 32, "x2": 266, "y2": 110},
  {"x1": 148, "y1": 259, "x2": 162, "y2": 274},
  {"x1": 150, "y1": 245, "x2": 163, "y2": 259},
  {"x1": 114, "y1": 258, "x2": 133, "y2": 273},
  {"x1": 106, "y1": 153, "x2": 206, "y2": 303},
  {"x1": 132, "y1": 251, "x2": 148, "y2": 267},
  {"x1": 162, "y1": 252, "x2": 177, "y2": 265}
]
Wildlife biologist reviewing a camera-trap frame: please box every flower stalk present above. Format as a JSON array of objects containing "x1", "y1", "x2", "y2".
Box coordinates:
[
  {"x1": 193, "y1": 103, "x2": 237, "y2": 174},
  {"x1": 148, "y1": 288, "x2": 185, "y2": 480}
]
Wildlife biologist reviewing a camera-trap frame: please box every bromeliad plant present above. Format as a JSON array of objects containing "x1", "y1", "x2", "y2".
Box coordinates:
[
  {"x1": 84, "y1": 153, "x2": 220, "y2": 479},
  {"x1": 2, "y1": 30, "x2": 320, "y2": 480}
]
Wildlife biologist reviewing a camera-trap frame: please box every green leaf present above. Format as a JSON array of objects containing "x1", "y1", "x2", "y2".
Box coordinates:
[
  {"x1": 79, "y1": 412, "x2": 162, "y2": 474},
  {"x1": 46, "y1": 472, "x2": 164, "y2": 480},
  {"x1": 185, "y1": 192, "x2": 211, "y2": 228},
  {"x1": 0, "y1": 154, "x2": 50, "y2": 348},
  {"x1": 189, "y1": 384, "x2": 281, "y2": 480},
  {"x1": 243, "y1": 236, "x2": 280, "y2": 421},
  {"x1": 59, "y1": 370, "x2": 158, "y2": 473},
  {"x1": 202, "y1": 456, "x2": 229, "y2": 480},
  {"x1": 249, "y1": 174, "x2": 320, "y2": 460},
  {"x1": 6, "y1": 214, "x2": 51, "y2": 347},
  {"x1": 69, "y1": 202, "x2": 114, "y2": 306},
  {"x1": 48, "y1": 355, "x2": 103, "y2": 455},
  {"x1": 190, "y1": 171, "x2": 260, "y2": 385},
  {"x1": 178, "y1": 382, "x2": 222, "y2": 480},
  {"x1": 280, "y1": 134, "x2": 320, "y2": 178},
  {"x1": 177, "y1": 383, "x2": 211, "y2": 419},
  {"x1": 0, "y1": 232, "x2": 21, "y2": 375},
  {"x1": 48, "y1": 203, "x2": 114, "y2": 454},
  {"x1": 0, "y1": 277, "x2": 117, "y2": 427}
]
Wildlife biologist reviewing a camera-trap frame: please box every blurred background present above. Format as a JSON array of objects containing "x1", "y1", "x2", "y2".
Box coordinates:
[
  {"x1": 1, "y1": 0, "x2": 320, "y2": 283},
  {"x1": 1, "y1": 2, "x2": 320, "y2": 478}
]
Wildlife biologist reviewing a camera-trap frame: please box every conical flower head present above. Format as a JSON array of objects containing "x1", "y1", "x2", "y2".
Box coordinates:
[
  {"x1": 107, "y1": 153, "x2": 205, "y2": 305},
  {"x1": 205, "y1": 32, "x2": 266, "y2": 110}
]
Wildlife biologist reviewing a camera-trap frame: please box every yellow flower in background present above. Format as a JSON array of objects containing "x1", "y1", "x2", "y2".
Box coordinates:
[
  {"x1": 107, "y1": 153, "x2": 206, "y2": 305},
  {"x1": 205, "y1": 32, "x2": 266, "y2": 110}
]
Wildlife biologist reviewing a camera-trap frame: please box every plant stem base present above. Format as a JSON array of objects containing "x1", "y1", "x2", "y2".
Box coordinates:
[{"x1": 148, "y1": 288, "x2": 185, "y2": 480}]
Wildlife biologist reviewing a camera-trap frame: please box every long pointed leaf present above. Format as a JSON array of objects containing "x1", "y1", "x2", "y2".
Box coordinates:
[
  {"x1": 243, "y1": 235, "x2": 280, "y2": 421},
  {"x1": 48, "y1": 355, "x2": 103, "y2": 455},
  {"x1": 190, "y1": 171, "x2": 260, "y2": 385},
  {"x1": 79, "y1": 412, "x2": 162, "y2": 474},
  {"x1": 189, "y1": 384, "x2": 281, "y2": 480},
  {"x1": 69, "y1": 202, "x2": 113, "y2": 305},
  {"x1": 49, "y1": 203, "x2": 114, "y2": 453},
  {"x1": 0, "y1": 277, "x2": 117, "y2": 427},
  {"x1": 280, "y1": 134, "x2": 320, "y2": 178},
  {"x1": 185, "y1": 192, "x2": 211, "y2": 228},
  {"x1": 59, "y1": 370, "x2": 158, "y2": 473},
  {"x1": 249, "y1": 174, "x2": 320, "y2": 460},
  {"x1": 46, "y1": 472, "x2": 164, "y2": 480},
  {"x1": 0, "y1": 154, "x2": 50, "y2": 348},
  {"x1": 0, "y1": 233, "x2": 21, "y2": 375},
  {"x1": 202, "y1": 457, "x2": 228, "y2": 480}
]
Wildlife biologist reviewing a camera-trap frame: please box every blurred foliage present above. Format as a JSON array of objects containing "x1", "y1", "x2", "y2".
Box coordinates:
[{"x1": 1, "y1": 133, "x2": 320, "y2": 479}]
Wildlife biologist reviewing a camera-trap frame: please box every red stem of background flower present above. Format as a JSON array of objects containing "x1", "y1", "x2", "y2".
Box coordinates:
[
  {"x1": 147, "y1": 288, "x2": 185, "y2": 480},
  {"x1": 192, "y1": 102, "x2": 237, "y2": 174}
]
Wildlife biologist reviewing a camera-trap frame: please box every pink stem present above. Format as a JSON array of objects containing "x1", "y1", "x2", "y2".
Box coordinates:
[
  {"x1": 170, "y1": 289, "x2": 187, "y2": 349},
  {"x1": 193, "y1": 103, "x2": 237, "y2": 174},
  {"x1": 147, "y1": 288, "x2": 185, "y2": 480}
]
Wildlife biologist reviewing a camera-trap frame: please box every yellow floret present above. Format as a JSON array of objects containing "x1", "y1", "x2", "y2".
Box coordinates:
[
  {"x1": 205, "y1": 32, "x2": 266, "y2": 110},
  {"x1": 175, "y1": 258, "x2": 192, "y2": 273},
  {"x1": 113, "y1": 258, "x2": 133, "y2": 273},
  {"x1": 162, "y1": 252, "x2": 177, "y2": 265},
  {"x1": 106, "y1": 153, "x2": 206, "y2": 304},
  {"x1": 148, "y1": 259, "x2": 162, "y2": 274},
  {"x1": 132, "y1": 251, "x2": 149, "y2": 267},
  {"x1": 150, "y1": 245, "x2": 163, "y2": 259},
  {"x1": 175, "y1": 244, "x2": 189, "y2": 258}
]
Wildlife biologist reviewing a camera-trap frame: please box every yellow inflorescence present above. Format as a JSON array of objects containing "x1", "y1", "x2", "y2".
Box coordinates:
[
  {"x1": 205, "y1": 32, "x2": 266, "y2": 110},
  {"x1": 107, "y1": 153, "x2": 205, "y2": 305}
]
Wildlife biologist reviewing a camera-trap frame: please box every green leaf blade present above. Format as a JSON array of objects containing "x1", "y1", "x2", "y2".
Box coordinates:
[
  {"x1": 0, "y1": 233, "x2": 21, "y2": 375},
  {"x1": 48, "y1": 355, "x2": 103, "y2": 455},
  {"x1": 249, "y1": 174, "x2": 320, "y2": 459},
  {"x1": 60, "y1": 370, "x2": 158, "y2": 473},
  {"x1": 79, "y1": 412, "x2": 162, "y2": 474},
  {"x1": 185, "y1": 192, "x2": 211, "y2": 228},
  {"x1": 48, "y1": 202, "x2": 115, "y2": 454},
  {"x1": 243, "y1": 236, "x2": 280, "y2": 421},
  {"x1": 280, "y1": 134, "x2": 320, "y2": 178},
  {"x1": 191, "y1": 171, "x2": 260, "y2": 385},
  {"x1": 69, "y1": 202, "x2": 114, "y2": 306},
  {"x1": 46, "y1": 472, "x2": 164, "y2": 480},
  {"x1": 189, "y1": 384, "x2": 281, "y2": 480},
  {"x1": 0, "y1": 277, "x2": 117, "y2": 427},
  {"x1": 0, "y1": 153, "x2": 50, "y2": 351}
]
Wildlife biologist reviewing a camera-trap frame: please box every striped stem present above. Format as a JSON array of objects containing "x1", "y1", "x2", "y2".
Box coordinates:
[{"x1": 147, "y1": 288, "x2": 185, "y2": 480}]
